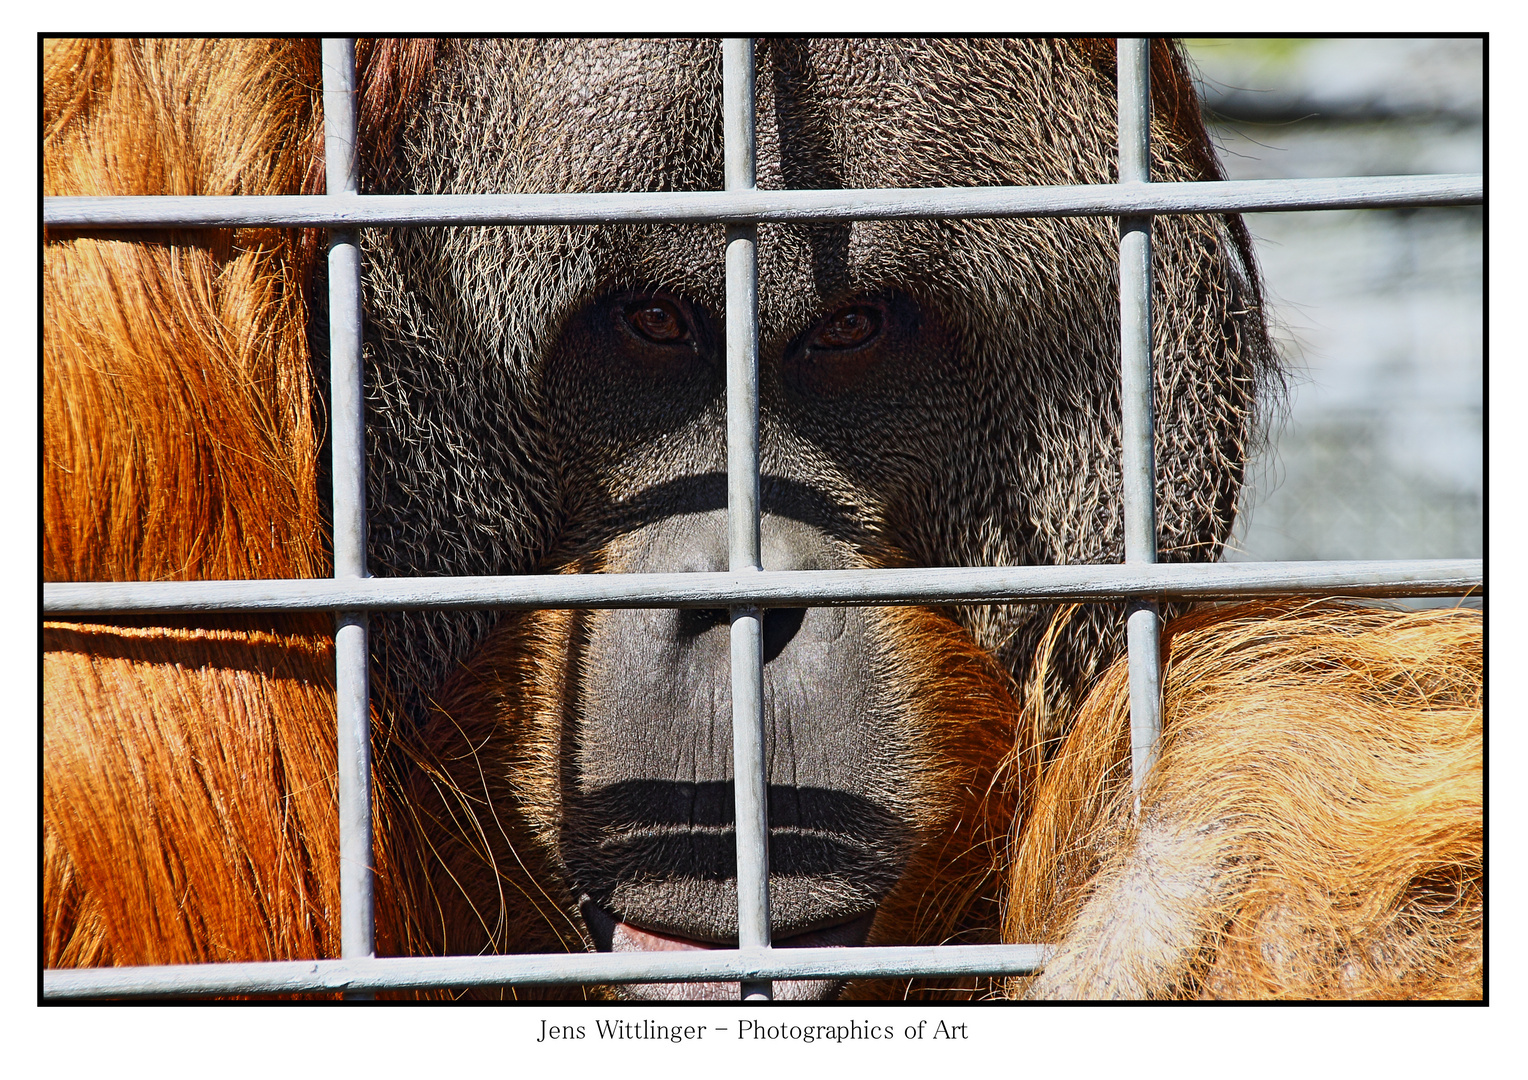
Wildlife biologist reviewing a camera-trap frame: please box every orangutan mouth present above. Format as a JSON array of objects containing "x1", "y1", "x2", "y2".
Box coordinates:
[
  {"x1": 601, "y1": 909, "x2": 876, "y2": 953},
  {"x1": 579, "y1": 897, "x2": 874, "y2": 999}
]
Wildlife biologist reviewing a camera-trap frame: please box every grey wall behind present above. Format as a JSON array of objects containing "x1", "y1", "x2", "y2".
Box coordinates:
[{"x1": 1185, "y1": 38, "x2": 1483, "y2": 564}]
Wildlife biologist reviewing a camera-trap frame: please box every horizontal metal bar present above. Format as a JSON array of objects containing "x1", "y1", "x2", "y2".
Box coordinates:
[
  {"x1": 43, "y1": 560, "x2": 1482, "y2": 615},
  {"x1": 44, "y1": 944, "x2": 1050, "y2": 998},
  {"x1": 43, "y1": 174, "x2": 1482, "y2": 230}
]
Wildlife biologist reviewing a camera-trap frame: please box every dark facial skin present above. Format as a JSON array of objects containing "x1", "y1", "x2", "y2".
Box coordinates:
[{"x1": 539, "y1": 284, "x2": 966, "y2": 999}]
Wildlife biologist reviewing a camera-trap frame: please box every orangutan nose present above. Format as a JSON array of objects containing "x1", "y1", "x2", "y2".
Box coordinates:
[{"x1": 556, "y1": 507, "x2": 911, "y2": 950}]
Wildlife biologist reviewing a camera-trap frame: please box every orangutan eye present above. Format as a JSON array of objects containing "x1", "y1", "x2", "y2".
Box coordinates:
[
  {"x1": 810, "y1": 304, "x2": 883, "y2": 350},
  {"x1": 624, "y1": 298, "x2": 689, "y2": 343}
]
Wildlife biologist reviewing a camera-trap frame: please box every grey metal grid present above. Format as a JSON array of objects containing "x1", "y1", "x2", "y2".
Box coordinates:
[{"x1": 42, "y1": 37, "x2": 1484, "y2": 1000}]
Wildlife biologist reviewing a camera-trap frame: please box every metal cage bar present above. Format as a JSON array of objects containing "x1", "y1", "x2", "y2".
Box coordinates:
[
  {"x1": 43, "y1": 560, "x2": 1484, "y2": 616},
  {"x1": 321, "y1": 38, "x2": 376, "y2": 995},
  {"x1": 40, "y1": 36, "x2": 1485, "y2": 1000},
  {"x1": 723, "y1": 36, "x2": 773, "y2": 1002},
  {"x1": 43, "y1": 173, "x2": 1482, "y2": 229},
  {"x1": 1116, "y1": 39, "x2": 1165, "y2": 804},
  {"x1": 42, "y1": 944, "x2": 1053, "y2": 999}
]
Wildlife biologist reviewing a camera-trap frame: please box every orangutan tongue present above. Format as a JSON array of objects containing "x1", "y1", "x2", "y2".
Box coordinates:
[{"x1": 610, "y1": 922, "x2": 716, "y2": 952}]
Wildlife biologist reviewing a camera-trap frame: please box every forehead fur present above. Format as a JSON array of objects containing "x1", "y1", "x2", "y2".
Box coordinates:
[{"x1": 383, "y1": 39, "x2": 1161, "y2": 353}]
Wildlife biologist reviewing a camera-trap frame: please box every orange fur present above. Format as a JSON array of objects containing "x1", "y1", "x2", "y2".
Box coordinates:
[
  {"x1": 844, "y1": 606, "x2": 1024, "y2": 999},
  {"x1": 1005, "y1": 601, "x2": 1482, "y2": 999},
  {"x1": 47, "y1": 620, "x2": 347, "y2": 967},
  {"x1": 43, "y1": 620, "x2": 436, "y2": 992},
  {"x1": 44, "y1": 39, "x2": 327, "y2": 585},
  {"x1": 43, "y1": 38, "x2": 336, "y2": 977},
  {"x1": 41, "y1": 39, "x2": 438, "y2": 987},
  {"x1": 404, "y1": 607, "x2": 589, "y2": 965}
]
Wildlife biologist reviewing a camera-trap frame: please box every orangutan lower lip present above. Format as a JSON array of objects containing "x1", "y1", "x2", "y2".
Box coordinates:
[
  {"x1": 611, "y1": 914, "x2": 874, "y2": 952},
  {"x1": 577, "y1": 899, "x2": 873, "y2": 1000},
  {"x1": 580, "y1": 897, "x2": 875, "y2": 953},
  {"x1": 611, "y1": 921, "x2": 717, "y2": 952}
]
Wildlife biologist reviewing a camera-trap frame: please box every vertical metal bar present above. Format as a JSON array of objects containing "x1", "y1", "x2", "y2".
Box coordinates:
[
  {"x1": 1117, "y1": 38, "x2": 1164, "y2": 810},
  {"x1": 323, "y1": 37, "x2": 375, "y2": 994},
  {"x1": 723, "y1": 36, "x2": 772, "y2": 1002}
]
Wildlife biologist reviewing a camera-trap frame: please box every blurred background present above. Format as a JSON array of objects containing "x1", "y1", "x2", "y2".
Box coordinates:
[{"x1": 1181, "y1": 38, "x2": 1483, "y2": 569}]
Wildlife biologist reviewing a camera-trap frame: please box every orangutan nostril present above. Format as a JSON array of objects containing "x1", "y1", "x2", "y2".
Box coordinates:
[
  {"x1": 676, "y1": 607, "x2": 806, "y2": 662},
  {"x1": 678, "y1": 607, "x2": 730, "y2": 636}
]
